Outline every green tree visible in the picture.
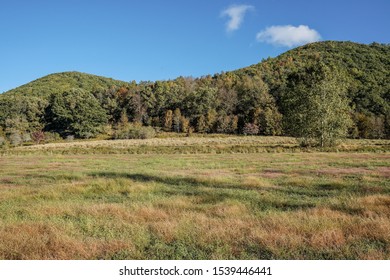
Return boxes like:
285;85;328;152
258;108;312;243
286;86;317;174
283;63;352;147
184;85;217;120
46;89;108;138
196;115;207;133
205;109;217;133
236;75;269;125
258;106;282;136
118;109;130;129
173;108;182;133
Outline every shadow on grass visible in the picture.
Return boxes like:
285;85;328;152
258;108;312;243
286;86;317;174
89;171;317;211
22;173;84;182
90;171;238;204
90;171;252;191
273;186;340;199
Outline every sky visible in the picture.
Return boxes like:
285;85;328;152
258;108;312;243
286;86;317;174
1;0;389;93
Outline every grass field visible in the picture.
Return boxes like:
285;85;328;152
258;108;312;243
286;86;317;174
0;136;389;259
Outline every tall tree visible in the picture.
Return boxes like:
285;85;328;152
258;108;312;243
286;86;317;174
283;62;352;147
46;89;108;138
163;110;173;132
173;108;182;133
236;75;270;128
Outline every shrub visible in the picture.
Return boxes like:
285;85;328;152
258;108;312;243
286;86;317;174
243;123;259;135
0;136;7;148
31;131;45;144
9;132;23;146
22;133;32;143
44;132;62;142
186;126;194;137
114;125;156;139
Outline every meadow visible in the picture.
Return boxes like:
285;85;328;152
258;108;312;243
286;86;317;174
0;136;389;259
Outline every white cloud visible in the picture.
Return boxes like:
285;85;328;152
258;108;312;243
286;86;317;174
256;25;321;47
221;4;254;32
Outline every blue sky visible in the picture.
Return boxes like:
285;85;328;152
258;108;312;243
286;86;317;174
1;0;389;93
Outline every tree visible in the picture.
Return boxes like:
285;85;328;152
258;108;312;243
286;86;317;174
173;108;182;133
180;116;190;133
196;115;207;133
231;115;239;134
163;110;173;131
184;85;217;121
118;109;130;129
46;89;108;138
216;113;231;133
259;107;282;136
205;109;217;133
283;63;352;147
236;75;269;126
0;94;46;134
129;92;145;124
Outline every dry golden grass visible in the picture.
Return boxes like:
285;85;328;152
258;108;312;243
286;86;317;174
5;135;388;155
13;135;297;150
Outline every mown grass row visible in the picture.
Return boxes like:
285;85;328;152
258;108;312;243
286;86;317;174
2;136;390;155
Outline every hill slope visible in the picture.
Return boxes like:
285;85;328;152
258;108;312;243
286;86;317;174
3;71;129;97
236;41;390;115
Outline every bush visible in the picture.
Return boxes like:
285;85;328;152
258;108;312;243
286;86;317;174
44;132;62;142
31;131;45;144
22;133;32;143
0;136;7;148
114;125;156;139
243;123;259;135
9;132;23;146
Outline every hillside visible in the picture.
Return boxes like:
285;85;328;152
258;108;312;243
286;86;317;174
0;41;389;146
3;71;129;97
236;41;390;115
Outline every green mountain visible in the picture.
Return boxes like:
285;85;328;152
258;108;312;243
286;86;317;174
236;41;390;116
3;71;129;97
1;41;389;145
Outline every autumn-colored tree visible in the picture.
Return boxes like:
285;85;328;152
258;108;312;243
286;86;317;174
31;130;45;144
206;109;217;133
163;110;173;132
196;115;207;133
180;116;190;133
243;123;259;135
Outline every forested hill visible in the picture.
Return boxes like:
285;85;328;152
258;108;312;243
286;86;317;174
236;41;390;116
3;71;129;97
1;41;389;145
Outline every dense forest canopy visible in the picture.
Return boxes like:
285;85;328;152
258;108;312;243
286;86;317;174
0;41;389;147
